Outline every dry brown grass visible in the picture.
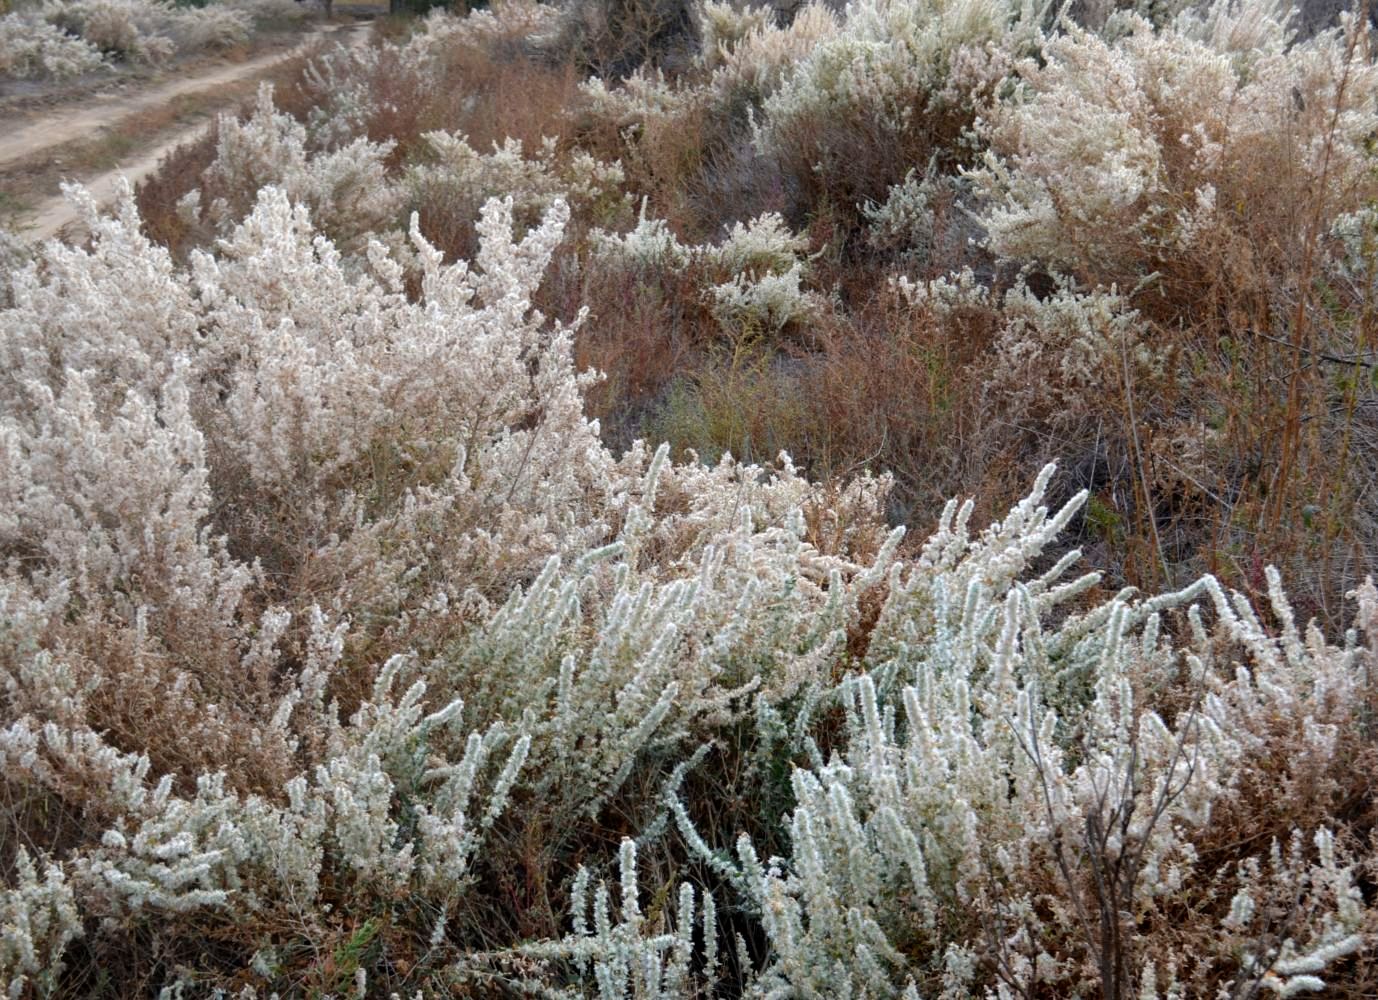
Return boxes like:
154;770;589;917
133;127;218;256
767;97;978;244
402;63;585;262
556;0;700;79
566;254;715;447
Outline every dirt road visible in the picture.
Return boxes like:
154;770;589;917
3;20;369;243
26;129;204;242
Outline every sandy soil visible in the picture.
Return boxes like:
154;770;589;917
2;20;369;244
26;131;203;243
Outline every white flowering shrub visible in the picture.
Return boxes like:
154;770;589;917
173;190;623;613
434;0;565;54
40;0;255;64
295;6;549;153
863;160;948;260
181;84;403;248
594;208;808;272
953;0;1378;607
574;1;838;138
891;265;993;315
697;0;773;69
592;207;821;336
578;64;708;132
573;0;1019;240
0;186;552;982
1;0;304;80
704;2;838;109
742;0;1047;231
709;260;818;333
706;213;821;331
160;2;252;53
0;14;106;78
589;202;696;270
298;37;384;150
984;281;1157;421
755;0;1042;146
968;0;1378;289
509;838;722;997
6;183;1373;994
0;850;81;998
674;468;1377;997
0;184;907;990
42;0;169;63
407;131;632;241
711;210;808;273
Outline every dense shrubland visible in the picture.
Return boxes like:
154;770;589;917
0;0;313;82
3;0;1378;993
134;0;1378;618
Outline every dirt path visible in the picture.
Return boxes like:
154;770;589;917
8;20;369;243
27;130;203;242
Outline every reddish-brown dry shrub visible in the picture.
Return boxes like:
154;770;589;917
570;255;715;446
133;42;334;255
